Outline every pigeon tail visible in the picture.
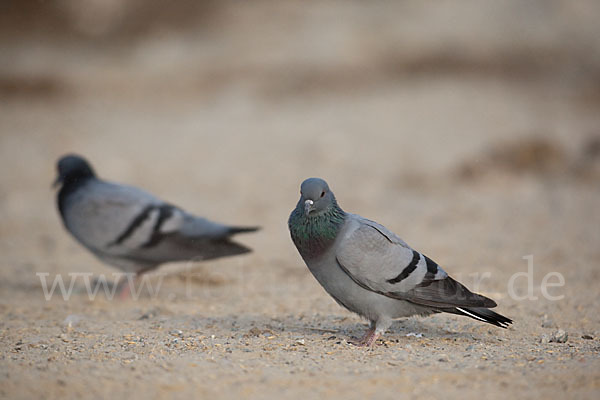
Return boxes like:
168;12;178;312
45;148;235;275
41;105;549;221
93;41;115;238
227;226;261;235
451;307;513;328
202;238;253;259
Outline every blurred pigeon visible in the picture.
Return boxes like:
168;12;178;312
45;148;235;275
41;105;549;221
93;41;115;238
54;154;258;280
288;178;511;346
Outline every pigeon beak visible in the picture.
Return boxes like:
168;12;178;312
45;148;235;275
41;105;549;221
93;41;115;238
52;176;62;189
304;199;314;215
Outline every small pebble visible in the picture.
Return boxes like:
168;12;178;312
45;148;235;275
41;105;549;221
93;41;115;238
63;314;84;328
550;330;568;343
139;310;158;320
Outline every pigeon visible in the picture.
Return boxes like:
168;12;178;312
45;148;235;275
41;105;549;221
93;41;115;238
288;178;511;346
54;154;259;281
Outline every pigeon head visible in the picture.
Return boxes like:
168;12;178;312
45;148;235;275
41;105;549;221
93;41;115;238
289;178;346;258
299;178;336;217
54;154;96;188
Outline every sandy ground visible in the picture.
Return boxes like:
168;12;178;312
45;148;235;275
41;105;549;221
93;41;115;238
1;1;600;399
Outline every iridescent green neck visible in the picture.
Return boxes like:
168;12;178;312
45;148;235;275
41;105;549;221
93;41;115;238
288;200;346;259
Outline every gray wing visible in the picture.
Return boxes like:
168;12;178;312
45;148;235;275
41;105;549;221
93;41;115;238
62;180;255;270
336;216;496;309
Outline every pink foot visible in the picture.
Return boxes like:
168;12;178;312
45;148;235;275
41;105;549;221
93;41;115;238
350;326;380;347
116;274;139;300
116;273;143;300
118;280;132;300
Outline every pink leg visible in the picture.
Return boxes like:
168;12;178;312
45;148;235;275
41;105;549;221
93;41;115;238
351;324;380;347
118;280;132;300
117;274;139;300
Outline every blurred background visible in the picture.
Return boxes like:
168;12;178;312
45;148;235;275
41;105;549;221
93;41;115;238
1;1;599;399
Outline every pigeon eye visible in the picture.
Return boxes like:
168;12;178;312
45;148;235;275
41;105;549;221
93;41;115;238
320;191;325;198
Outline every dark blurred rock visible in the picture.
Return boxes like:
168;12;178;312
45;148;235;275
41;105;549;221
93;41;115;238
457;137;568;181
0;75;66;98
0;0;217;40
571;136;600;180
583;137;600;159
